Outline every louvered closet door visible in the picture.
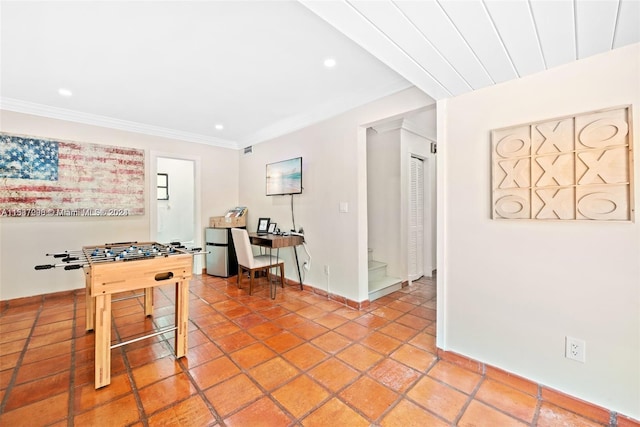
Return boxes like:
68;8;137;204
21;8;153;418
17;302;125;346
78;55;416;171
409;156;424;281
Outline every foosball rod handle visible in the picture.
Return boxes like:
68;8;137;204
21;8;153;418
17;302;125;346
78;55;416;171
35;262;86;270
45;253;83;262
47;250;85;257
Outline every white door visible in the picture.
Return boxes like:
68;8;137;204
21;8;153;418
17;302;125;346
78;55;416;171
408;156;424;281
156;157;195;245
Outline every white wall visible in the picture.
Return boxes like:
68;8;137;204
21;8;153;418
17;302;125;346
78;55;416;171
0;110;239;301
439;43;640;418
367;126;402;277
239;87;434;303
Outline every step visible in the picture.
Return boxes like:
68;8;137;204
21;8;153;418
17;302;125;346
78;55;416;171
368;260;387;281
368;275;403;301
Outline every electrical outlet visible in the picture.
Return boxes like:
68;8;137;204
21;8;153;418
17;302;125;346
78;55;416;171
565;336;586;363
303;261;310;271
324;265;330;275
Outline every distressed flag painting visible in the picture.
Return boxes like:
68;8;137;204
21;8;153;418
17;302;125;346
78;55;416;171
0;136;59;180
0;133;145;216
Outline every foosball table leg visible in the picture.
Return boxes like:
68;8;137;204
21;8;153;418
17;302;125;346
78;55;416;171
94;294;112;388
144;287;154;317
175;280;189;358
84;267;95;331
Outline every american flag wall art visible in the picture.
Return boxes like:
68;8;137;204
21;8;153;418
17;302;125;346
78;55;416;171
0;133;145;217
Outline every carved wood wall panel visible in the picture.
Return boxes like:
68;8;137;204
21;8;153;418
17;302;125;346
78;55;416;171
491;106;634;221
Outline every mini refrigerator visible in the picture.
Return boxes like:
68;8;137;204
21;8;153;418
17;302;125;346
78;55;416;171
205;228;238;277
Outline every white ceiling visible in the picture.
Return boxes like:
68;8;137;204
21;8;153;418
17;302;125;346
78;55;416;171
1;1;638;149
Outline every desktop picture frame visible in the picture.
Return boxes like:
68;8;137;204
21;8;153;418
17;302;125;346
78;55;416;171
257;217;270;234
268;222;277;234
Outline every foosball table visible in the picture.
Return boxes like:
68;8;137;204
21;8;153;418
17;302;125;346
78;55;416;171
36;241;202;388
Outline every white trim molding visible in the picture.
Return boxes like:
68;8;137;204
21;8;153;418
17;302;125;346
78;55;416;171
0;97;238;150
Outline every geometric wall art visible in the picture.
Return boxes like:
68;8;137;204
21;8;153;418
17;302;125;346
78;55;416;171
0;132;145;217
492;106;634;221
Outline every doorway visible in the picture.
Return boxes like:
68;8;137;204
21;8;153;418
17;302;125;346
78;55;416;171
360;104;440;344
150;152;202;273
156;157;195;244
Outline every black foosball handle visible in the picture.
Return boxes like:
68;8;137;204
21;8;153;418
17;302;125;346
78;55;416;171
63;257;79;262
64;264;83;270
35;264;54;270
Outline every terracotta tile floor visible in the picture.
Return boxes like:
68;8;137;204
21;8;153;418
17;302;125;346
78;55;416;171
0;275;630;426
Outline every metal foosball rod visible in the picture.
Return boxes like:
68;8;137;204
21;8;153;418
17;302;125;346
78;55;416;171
36;250;130;270
46;242;137;254
46;250;118;263
47;249;119;258
35;253;158;270
34;257;115;270
46;250;86;258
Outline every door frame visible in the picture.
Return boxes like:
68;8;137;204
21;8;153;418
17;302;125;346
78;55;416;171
149;151;202;272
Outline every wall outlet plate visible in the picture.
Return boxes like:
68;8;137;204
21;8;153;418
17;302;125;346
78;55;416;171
565;336;586;363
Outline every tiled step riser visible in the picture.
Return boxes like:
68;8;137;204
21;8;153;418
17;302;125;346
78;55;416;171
368;260;388;281
368;265;387;281
368;272;403;301
368;281;403;301
368;259;402;301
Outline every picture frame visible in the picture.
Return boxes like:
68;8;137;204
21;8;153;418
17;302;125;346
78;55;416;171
268;222;277;234
257;217;270;234
266;157;303;196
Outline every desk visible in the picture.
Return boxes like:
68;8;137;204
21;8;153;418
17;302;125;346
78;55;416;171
249;233;304;290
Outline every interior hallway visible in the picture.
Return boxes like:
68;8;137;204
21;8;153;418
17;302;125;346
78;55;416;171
0;275;629;426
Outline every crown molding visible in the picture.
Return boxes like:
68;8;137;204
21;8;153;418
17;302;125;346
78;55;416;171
402;118;436;141
238;80;413;148
1;80;415;151
371;118;405;134
0;98;239;149
371;117;435;141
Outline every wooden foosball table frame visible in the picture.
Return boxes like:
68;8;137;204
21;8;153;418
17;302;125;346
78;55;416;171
82;243;193;388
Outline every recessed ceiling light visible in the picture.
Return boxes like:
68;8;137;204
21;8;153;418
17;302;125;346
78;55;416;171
215;124;224;130
323;58;336;68
58;88;73;97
